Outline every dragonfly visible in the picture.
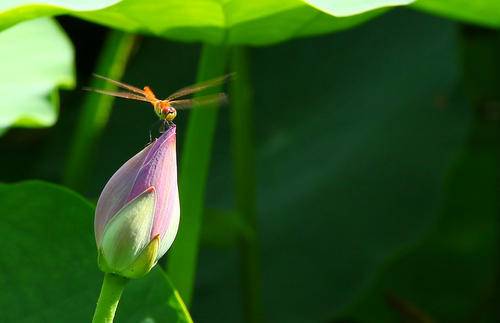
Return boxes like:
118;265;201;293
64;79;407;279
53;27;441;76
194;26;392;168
84;73;231;126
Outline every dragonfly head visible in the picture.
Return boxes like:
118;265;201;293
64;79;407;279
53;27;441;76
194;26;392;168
164;106;177;122
155;101;177;122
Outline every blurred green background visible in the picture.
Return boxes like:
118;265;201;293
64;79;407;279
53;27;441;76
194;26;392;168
1;2;500;323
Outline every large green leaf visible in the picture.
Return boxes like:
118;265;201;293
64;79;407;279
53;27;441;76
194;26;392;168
0;0;410;45
0;181;192;323
74;0;388;45
412;0;500;28
0;18;74;135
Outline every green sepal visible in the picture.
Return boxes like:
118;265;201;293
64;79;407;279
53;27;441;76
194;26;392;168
121;235;160;279
100;188;156;273
97;247;112;273
98;236;159;279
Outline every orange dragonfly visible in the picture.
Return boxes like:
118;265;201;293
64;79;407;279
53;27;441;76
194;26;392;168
85;74;231;124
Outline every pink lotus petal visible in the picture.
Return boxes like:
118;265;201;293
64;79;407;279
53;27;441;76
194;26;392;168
95;143;153;245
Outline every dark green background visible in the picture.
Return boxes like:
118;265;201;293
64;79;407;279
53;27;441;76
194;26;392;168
2;8;499;323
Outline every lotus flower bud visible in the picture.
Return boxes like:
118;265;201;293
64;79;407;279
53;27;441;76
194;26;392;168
94;125;180;279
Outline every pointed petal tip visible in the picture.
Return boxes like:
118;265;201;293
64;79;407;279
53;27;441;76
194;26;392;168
165;124;176;137
152;124;176;149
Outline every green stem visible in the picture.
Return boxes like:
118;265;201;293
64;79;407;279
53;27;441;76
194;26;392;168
166;44;228;305
63;31;136;192
92;274;128;323
230;47;262;323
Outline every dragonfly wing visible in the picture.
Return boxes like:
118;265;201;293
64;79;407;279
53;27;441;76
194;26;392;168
166;73;233;100
83;88;150;102
93;74;146;95
169;93;228;110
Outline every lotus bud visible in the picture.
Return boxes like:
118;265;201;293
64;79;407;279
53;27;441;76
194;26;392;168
94;125;180;279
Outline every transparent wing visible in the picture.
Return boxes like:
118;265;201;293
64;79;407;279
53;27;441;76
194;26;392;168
93;74;146;95
83;88;150;102
167;73;233;100
169;93;228;110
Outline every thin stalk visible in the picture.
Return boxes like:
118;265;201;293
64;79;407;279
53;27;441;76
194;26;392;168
166;44;228;305
63;31;136;191
92;274;128;323
230;47;262;323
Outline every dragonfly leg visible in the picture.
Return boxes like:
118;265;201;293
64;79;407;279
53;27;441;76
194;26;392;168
158;120;175;134
159;121;166;134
